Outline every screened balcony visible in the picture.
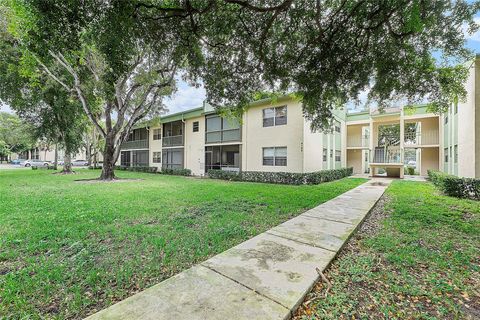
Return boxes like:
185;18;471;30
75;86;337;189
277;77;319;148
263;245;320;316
205;115;241;144
205;145;240;172
121;128;149;150
163;121;184;147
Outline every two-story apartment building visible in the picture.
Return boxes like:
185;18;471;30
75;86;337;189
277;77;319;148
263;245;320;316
119;56;480;179
119;96;345;176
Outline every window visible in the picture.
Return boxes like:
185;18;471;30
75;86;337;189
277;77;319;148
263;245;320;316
193;121;199;132
330;149;333;158
454;145;458;163
263;147;287;166
444;148;448;162
335;150;341;162
153;129;161;140
153;152;161;163
444;115;448;124
262;106;287;127
323;148;327;162
334;120;341;133
205;115;241;143
454;103;458;114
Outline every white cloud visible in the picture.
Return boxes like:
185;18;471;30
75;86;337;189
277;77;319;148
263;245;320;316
0;102;14;114
464;17;480;42
163;79;206;115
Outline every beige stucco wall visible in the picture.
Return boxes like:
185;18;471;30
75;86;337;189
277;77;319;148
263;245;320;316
242;99;304;172
347;149;362;174
184;116;205;176
420;147;439;176
303;120;324;172
149;125;163;169
457;60;478;178
476;60;480;178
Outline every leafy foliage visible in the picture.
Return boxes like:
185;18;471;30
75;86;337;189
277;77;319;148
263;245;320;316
115;165;159;173
159;168;192;176
208;167;353;185
137;0;479;129
428;170;480;200
0;111;35;154
2;1;179;179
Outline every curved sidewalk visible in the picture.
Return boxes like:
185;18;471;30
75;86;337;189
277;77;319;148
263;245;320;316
86;179;391;320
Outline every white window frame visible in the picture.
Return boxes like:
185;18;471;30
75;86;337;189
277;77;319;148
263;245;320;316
152;152;161;163
262;147;287;166
153;128;162;140
335;150;341;162
262;106;287;127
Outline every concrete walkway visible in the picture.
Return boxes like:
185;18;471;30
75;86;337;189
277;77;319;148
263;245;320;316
86;179;391;320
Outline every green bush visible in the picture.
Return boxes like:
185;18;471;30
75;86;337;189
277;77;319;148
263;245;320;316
207;167;353;185
405;166;415;175
427;170;480;200
160;168;192;176
114;166;158;173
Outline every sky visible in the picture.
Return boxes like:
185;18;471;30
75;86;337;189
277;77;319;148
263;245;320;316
2;17;480;116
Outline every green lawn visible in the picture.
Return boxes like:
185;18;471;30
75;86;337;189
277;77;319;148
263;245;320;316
0;169;366;319
296;180;480;319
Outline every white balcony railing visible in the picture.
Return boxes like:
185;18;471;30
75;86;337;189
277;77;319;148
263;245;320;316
120;139;148;150
162;135;184;147
404;130;439;146
372;148;402;163
347;135;370;148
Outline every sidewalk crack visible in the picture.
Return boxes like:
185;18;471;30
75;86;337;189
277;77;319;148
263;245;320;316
265;231;338;253
200;264;292;315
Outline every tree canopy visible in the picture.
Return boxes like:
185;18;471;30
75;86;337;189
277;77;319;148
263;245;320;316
0;111;35;155
135;0;480;128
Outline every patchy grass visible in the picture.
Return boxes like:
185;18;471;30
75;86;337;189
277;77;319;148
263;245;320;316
0;169;365;319
295;180;480;320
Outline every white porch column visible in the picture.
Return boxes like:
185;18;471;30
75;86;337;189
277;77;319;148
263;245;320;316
369;118;374;176
400;110;405;164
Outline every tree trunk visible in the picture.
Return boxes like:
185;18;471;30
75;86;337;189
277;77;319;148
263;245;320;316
100;141;116;180
93;150;98;169
62;153;73;174
86;145;92;166
54;144;58;170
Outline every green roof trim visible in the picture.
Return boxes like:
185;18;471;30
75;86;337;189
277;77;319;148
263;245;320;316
346;111;370;122
161;107;204;123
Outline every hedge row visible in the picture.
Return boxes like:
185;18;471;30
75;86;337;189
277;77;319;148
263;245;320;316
428;170;480;200
115;165;158;173
114;165;191;176
159;168;192;176
207;167;353;185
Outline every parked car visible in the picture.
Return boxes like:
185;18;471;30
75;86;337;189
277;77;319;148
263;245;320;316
407;160;417;168
11;159;25;165
20;159;50;167
72;160;89;166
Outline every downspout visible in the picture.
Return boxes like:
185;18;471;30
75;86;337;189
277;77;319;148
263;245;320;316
182;113;186;169
146;126;150;167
